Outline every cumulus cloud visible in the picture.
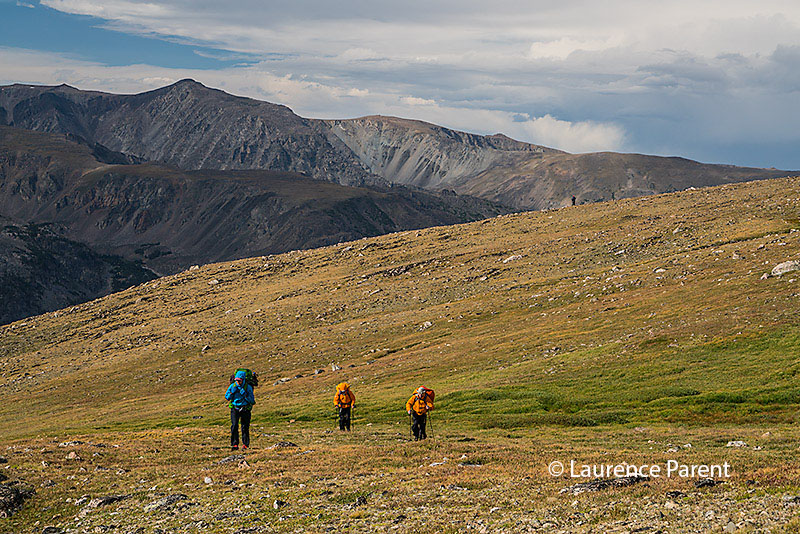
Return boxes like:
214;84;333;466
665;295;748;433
0;48;626;153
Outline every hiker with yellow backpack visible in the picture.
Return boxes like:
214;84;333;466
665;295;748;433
406;386;434;440
334;382;356;431
226;369;257;450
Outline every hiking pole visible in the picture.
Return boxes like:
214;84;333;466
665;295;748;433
350;405;354;431
428;411;434;441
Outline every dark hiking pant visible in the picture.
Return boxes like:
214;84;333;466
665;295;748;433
411;412;427;440
338;407;351;431
231;407;251;448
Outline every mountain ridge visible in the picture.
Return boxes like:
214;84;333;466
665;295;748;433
0;125;508;322
1;79;792;210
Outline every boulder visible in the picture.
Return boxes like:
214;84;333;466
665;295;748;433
771;260;800;277
560;475;649;495
0;481;35;518
217;454;245;465
144;493;187;512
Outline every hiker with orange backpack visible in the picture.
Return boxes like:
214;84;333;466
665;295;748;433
225;370;256;450
334;382;356;431
406;386;434;440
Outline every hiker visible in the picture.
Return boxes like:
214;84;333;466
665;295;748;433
406;386;434;440
571;195;577;206
225;370;255;450
334;382;355;431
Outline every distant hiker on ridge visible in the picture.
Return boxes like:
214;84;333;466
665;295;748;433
334;382;356;431
406;386;434;440
226;370;255;450
571;195;577;206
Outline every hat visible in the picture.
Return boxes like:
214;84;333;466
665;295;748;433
235;370;246;381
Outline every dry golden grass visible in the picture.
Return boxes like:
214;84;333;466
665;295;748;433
2;176;800;531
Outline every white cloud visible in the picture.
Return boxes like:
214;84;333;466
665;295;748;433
6;1;800;166
0;48;625;154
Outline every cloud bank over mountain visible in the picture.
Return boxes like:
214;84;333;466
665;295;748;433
2;1;799;166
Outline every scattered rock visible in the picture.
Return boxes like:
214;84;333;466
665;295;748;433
782;495;800;505
189;265;199;271
201;345;210;352
695;478;724;488
724;521;737;532
501;254;522;264
273;499;287;509
560;475;649;495
726;440;748;448
42;527;65;534
75;495;90;506
217;454;245;465
204;477;213;485
331;364;341;371
0;481;35;518
419;321;433;330
144;494;187;512
771;260;800;277
666;491;686;498
58;441;83;448
269;441;299;449
208;279;219;285
314;369;325;375
78;494;129;517
65;451;81;461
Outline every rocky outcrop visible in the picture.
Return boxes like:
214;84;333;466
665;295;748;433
0;480;35;517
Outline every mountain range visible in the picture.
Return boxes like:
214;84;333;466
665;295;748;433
1;80;790;210
0;79;793;322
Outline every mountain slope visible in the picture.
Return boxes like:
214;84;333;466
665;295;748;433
1;81;791;210
329;115;792;209
0;217;156;325
1;175;799;440
0;126;508;276
0;80;376;186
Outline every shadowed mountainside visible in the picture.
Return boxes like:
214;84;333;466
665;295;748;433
1;80;792;210
0;126;508;275
0;217;156;325
0;126;507;322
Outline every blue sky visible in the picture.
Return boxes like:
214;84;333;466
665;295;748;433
1;0;799;169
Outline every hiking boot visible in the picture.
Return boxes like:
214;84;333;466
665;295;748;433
242;445;248;450
231;445;238;451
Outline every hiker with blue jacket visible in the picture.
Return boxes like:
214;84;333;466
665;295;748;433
225;370;255;450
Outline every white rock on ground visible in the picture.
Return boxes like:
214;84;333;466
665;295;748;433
771;260;800;277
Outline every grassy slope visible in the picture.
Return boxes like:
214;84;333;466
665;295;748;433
2;177;800;438
3;176;800;532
